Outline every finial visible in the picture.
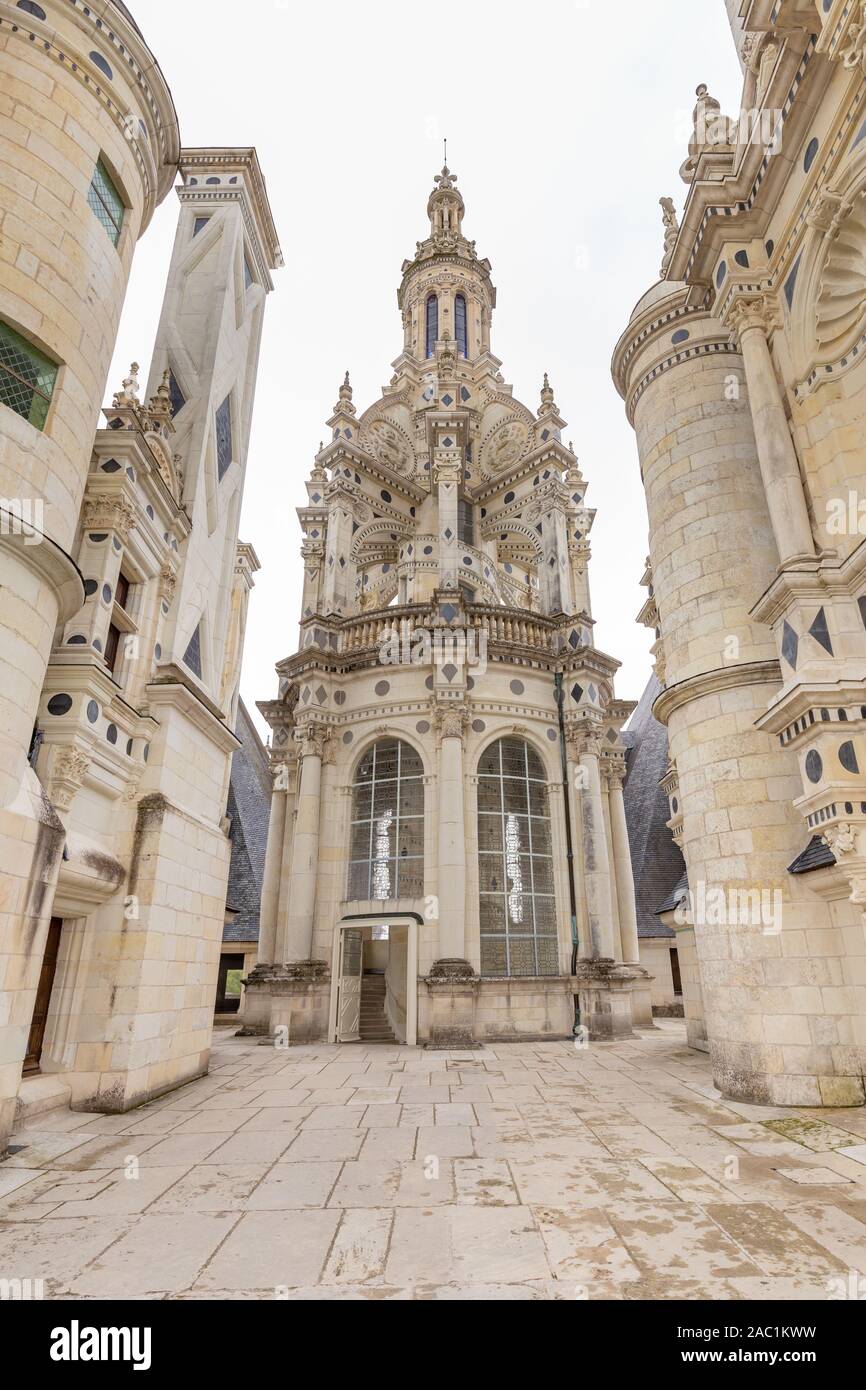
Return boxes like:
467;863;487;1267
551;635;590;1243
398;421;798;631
112;362;141;409
539;372;556;412
333;370;356;418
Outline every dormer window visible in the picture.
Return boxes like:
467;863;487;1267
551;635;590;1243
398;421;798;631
455;294;468;357
425;294;438;359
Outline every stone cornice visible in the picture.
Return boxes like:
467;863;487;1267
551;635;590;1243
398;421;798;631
653;660;783;726
0;0;180;232
0;518;84;624
179;147;282;274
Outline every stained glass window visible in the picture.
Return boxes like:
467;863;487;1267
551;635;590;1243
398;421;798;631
425;294;438;359
348;740;424;902
87;159;124;246
0;321;58;430
455;293;468;357
477;738;559;977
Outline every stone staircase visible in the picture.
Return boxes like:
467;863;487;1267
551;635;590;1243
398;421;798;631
359;973;397;1044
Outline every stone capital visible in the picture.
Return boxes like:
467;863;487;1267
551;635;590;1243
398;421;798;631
81;494;138;542
435;706;469;742
295;721;330;760
724;292;779;343
48;746;91;811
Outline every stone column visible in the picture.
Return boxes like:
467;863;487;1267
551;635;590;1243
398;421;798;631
426;707;478;1046
258;771;289;966
434;458;461;592
570;725;615;961
608;772;640;965
284;723;326;962
435;708;468;962
728;297;815;567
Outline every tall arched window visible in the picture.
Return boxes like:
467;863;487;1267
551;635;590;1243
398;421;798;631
477;737;558;977
455;293;468;357
425;294;438;358
348;739;424;901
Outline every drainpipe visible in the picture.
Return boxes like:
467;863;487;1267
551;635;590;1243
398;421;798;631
555;673;581;1033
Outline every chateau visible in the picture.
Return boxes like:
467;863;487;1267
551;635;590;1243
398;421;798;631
1;0;865;1178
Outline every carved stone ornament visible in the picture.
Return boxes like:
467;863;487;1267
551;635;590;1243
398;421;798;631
823;822;858;858
840;4;866;73
435;707;468;742
366;418;414;474
48;747;91;811
815;190;866;356
81;495;137;542
482;419;529;475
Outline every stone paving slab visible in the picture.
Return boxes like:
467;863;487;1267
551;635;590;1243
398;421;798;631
1;1024;865;1300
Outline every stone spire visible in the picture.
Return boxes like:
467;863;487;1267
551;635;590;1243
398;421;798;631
428;164;465;241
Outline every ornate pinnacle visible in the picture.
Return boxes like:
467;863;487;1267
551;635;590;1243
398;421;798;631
660;196;680;277
333;370;356;418
113;362;141;409
539;372;557;416
147;368;173;423
433;165;458;192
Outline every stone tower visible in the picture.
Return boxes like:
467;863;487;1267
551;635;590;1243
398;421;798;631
252;167;646;1048
30;149;282;1116
0;0;178;1149
612;1;866;1107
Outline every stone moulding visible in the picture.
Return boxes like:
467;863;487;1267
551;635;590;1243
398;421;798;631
652;659;784;726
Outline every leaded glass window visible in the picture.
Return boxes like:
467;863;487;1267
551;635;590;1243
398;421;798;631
348;739;424;902
477;737;559;977
0;321;58;430
87;159;124;246
167;368;186;418
455;293;468;357
425;294;438;359
216;395;233;480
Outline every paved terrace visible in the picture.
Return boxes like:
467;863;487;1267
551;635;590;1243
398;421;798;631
1;1023;866;1300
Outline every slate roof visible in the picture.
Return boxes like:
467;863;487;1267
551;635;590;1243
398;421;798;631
623;675;687;940
223;699;271;943
788;835;836;875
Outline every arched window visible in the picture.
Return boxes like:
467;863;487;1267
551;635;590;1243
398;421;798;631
477;737;558;977
455;294;468;357
425;294;438;358
348;739;424;901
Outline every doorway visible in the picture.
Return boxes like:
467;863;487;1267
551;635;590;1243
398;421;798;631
329;916;419;1046
216;953;245;1014
24;916;63;1075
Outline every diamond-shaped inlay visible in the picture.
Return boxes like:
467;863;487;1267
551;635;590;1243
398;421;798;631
444;528;453;541
781;621;799;670
442;394;454;406
316;686;327;704
339;557;346;568
606;728;618;742
460;387;470;402
588;684;598;703
809;608;833;655
441;603;458;623
571;684;584;704
301;687;311;704
443;437;454;447
569;630;579;649
541;429;550;441
442;664;458;683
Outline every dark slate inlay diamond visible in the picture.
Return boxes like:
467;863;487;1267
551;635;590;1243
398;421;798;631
442;394;454;406
568;630;579;649
809;608;833;655
442;664;458;683
781;621;799;669
571;684;584;704
316;686;327;704
441;604;458;624
461;387;470;402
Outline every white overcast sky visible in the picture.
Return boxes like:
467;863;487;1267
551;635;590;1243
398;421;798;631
110;1;744;739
